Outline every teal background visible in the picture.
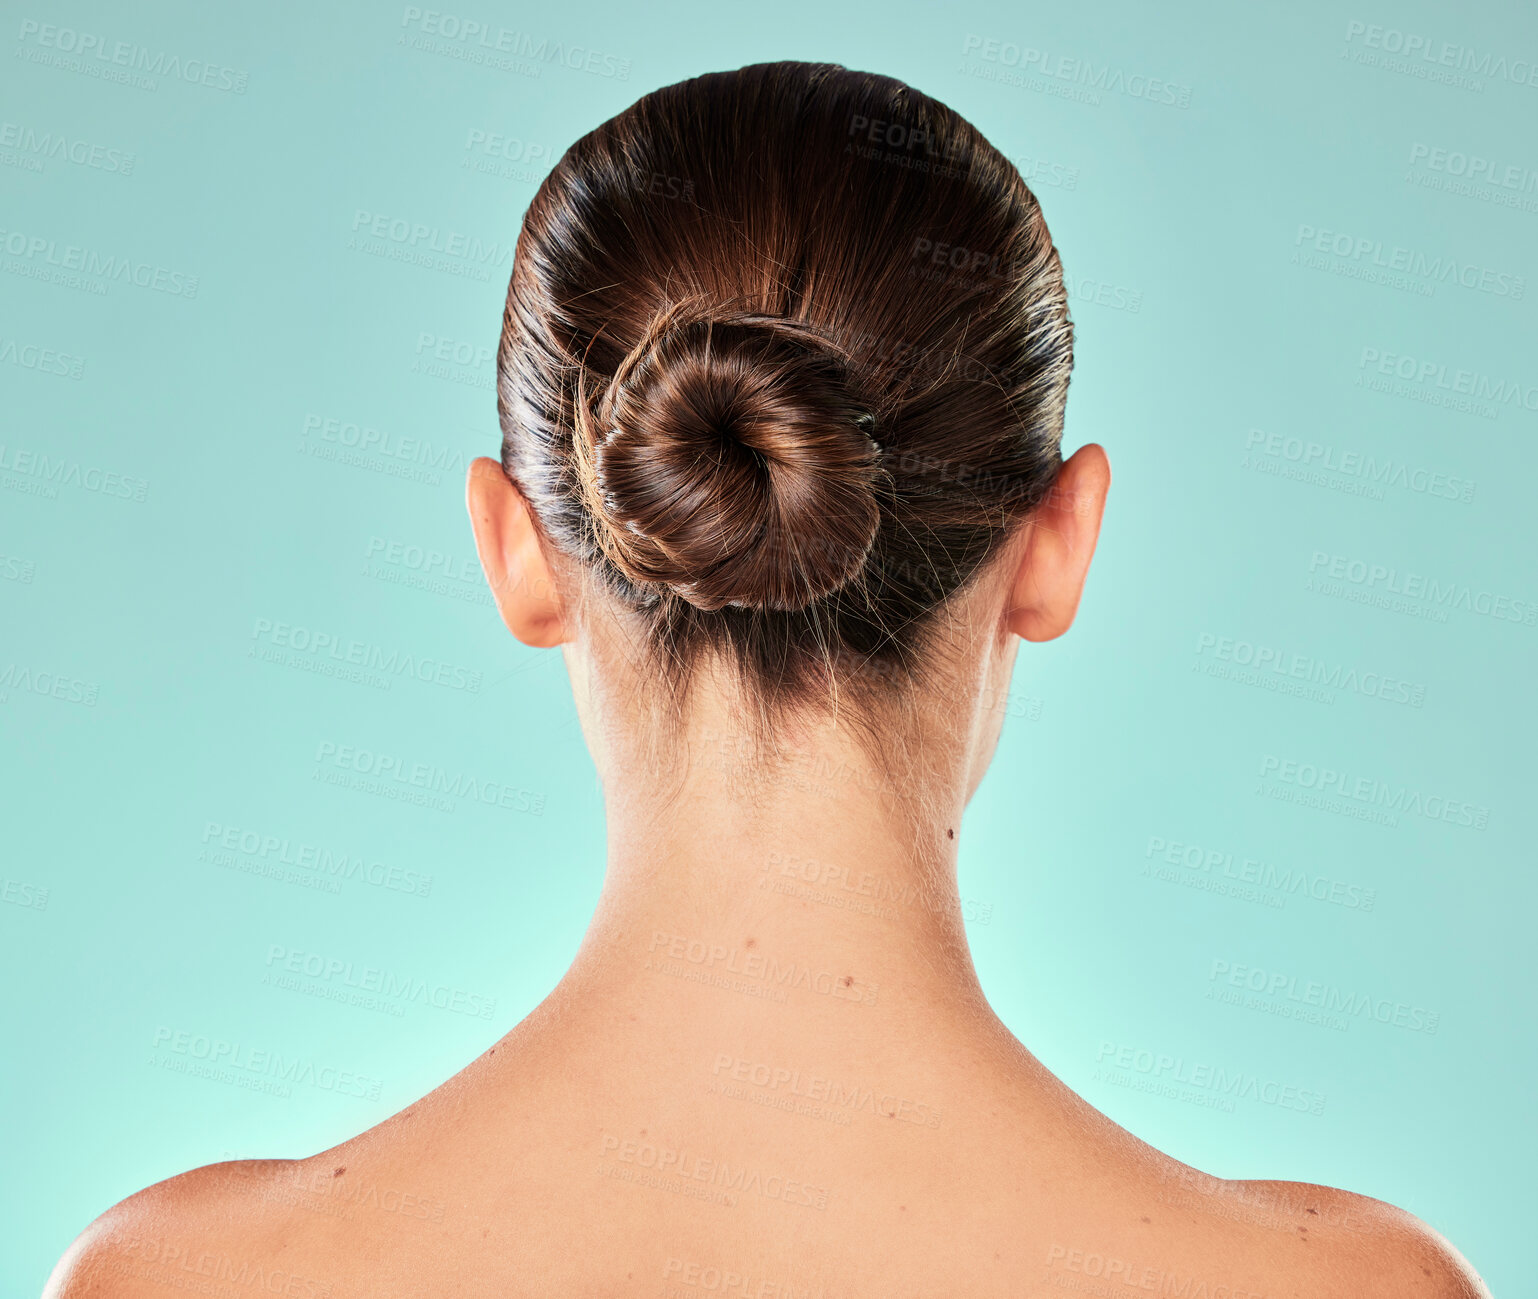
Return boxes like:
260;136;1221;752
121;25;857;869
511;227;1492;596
3;0;1534;1293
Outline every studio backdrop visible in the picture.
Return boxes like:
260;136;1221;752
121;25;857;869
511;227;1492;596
2;0;1533;1295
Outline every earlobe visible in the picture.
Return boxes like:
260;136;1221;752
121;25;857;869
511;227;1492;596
466;456;570;648
1003;443;1110;643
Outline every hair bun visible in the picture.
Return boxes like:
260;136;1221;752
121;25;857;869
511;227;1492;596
584;305;883;612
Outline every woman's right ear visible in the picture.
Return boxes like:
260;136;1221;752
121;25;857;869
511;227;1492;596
466;457;570;648
1002;443;1110;644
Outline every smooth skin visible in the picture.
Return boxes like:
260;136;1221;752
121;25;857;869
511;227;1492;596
46;444;1489;1297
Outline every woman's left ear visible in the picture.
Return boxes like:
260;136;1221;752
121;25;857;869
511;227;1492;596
466;457;571;648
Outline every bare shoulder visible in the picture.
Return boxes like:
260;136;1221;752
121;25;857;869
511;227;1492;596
1222;1176;1491;1299
40;1044;508;1298
1034;1079;1491;1299
42;1158;320;1299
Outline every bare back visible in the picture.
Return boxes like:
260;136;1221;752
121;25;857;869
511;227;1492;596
46;1008;1485;1299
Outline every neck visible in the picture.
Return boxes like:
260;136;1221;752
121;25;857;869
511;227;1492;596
547;679;1010;1067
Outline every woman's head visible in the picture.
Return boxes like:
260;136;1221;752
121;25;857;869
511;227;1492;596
473;60;1104;786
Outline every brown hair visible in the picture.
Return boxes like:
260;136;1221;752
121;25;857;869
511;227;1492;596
496;61;1073;738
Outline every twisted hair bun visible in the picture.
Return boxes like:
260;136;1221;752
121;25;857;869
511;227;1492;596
578;303;884;612
500;63;1076;718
